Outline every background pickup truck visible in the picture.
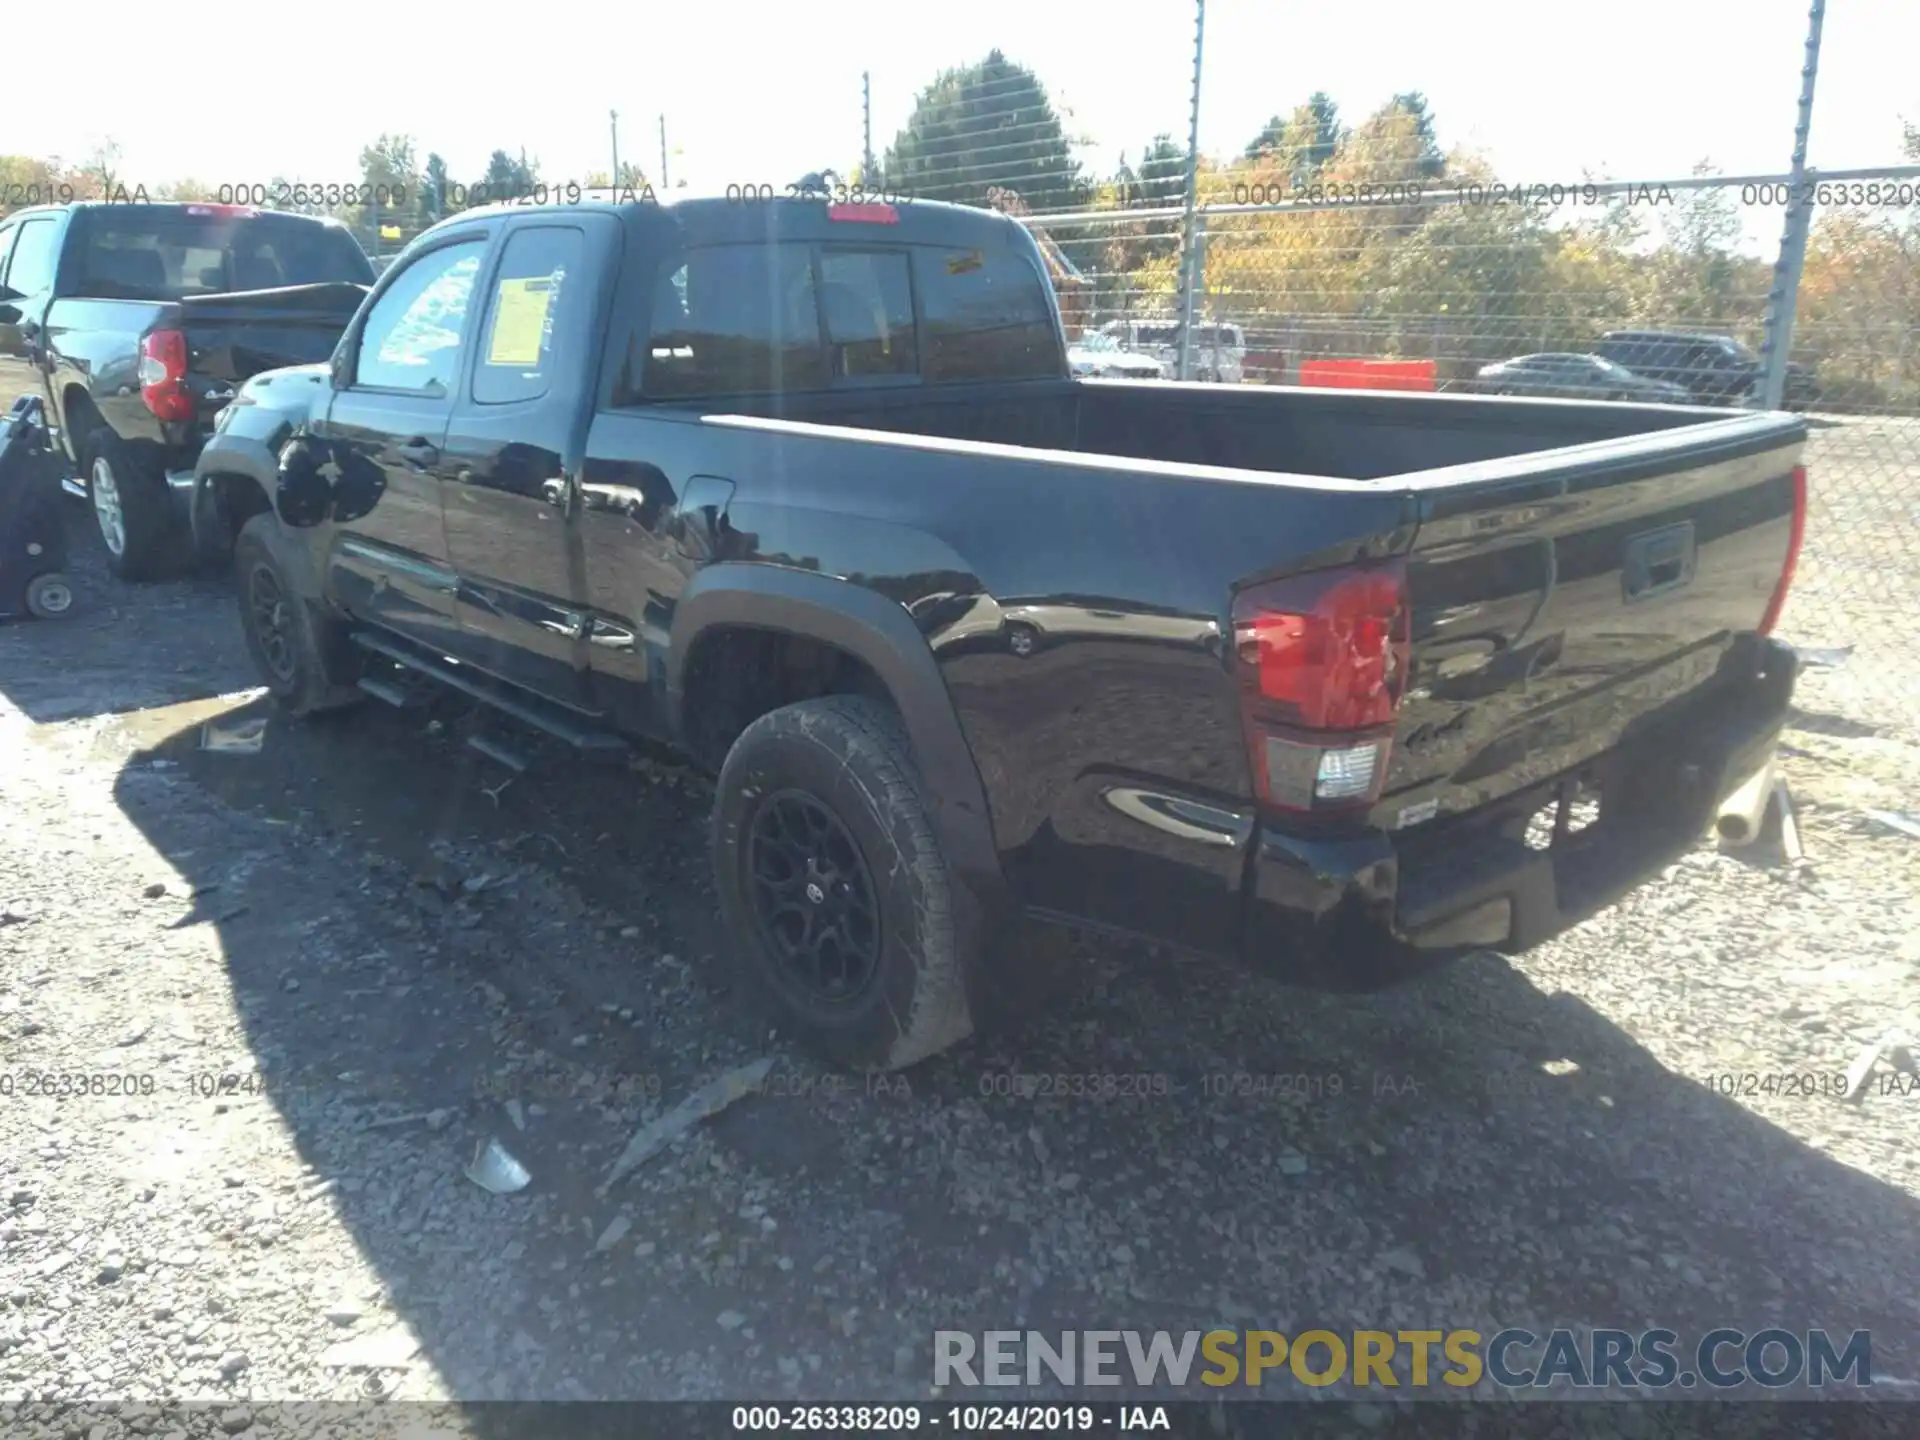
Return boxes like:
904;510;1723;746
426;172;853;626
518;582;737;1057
0;202;373;579
202;193;1807;1072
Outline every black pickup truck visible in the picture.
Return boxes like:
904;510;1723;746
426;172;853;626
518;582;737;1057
199;194;1807;1071
0;202;373;578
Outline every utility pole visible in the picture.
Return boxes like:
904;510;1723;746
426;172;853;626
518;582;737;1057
659;115;670;190
610;110;620;192
1175;0;1206;382
862;72;874;181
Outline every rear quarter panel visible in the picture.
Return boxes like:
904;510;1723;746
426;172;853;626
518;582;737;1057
677;413;1413;954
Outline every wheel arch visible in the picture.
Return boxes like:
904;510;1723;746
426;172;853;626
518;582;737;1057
668;564;1006;908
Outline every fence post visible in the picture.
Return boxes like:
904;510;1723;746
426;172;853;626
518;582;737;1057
1175;0;1206;382
1758;0;1826;412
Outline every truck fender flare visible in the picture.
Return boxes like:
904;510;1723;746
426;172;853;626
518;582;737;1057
194;433;281;516
666;563;1007;906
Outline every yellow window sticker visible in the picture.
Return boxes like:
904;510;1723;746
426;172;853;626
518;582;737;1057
487;275;554;368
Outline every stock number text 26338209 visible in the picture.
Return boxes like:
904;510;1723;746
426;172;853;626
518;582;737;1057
725;182;913;205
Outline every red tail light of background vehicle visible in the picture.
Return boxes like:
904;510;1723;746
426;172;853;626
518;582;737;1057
1757;464;1807;637
1232;558;1412;816
139;329;193;422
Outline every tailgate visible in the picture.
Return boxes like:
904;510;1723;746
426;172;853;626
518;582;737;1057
1376;409;1806;832
172;282;368;420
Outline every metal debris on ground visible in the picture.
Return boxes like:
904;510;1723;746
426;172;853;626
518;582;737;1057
1774;778;1803;863
1841;1029;1910;1103
199;715;268;754
599;1056;776;1195
1862;809;1920;841
464;1137;533;1194
1790;645;1853;670
362;1108;451;1132
593;1214;632;1254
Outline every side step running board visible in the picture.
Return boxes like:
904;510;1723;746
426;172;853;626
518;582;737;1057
348;630;628;756
355;675;420;709
466;734;530;773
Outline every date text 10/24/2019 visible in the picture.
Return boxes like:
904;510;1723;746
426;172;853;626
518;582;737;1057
730;1405;1170;1432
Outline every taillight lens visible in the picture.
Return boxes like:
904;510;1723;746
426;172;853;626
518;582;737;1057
1232;559;1411;816
139;329;193;422
1758;464;1807;637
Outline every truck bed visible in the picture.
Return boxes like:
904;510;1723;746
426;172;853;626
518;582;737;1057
658;378;1803;954
698;375;1715;476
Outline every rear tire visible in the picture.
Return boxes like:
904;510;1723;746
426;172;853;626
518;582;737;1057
81;427;176;582
233;513;362;717
711;695;975;1073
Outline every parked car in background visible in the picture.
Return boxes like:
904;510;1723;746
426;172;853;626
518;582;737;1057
0;202;374;579
1477;353;1694;403
1100;319;1245;383
1067;331;1165;380
210;192;1805;1073
1594;330;1821;411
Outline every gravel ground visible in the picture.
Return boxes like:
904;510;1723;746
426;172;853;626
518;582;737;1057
3;487;1919;1427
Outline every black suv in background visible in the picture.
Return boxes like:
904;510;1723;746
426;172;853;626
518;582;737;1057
1595;330;1820;411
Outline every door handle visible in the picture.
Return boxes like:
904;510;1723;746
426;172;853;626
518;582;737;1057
396;438;439;470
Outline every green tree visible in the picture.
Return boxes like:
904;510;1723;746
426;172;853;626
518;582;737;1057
1135;134;1187;207
0;155;68;215
422;153;453;221
1245;91;1342;174
881;50;1083;212
1386;93;1445;179
358;134;419;196
1649;159;1754;327
80;140;125;201
481;148;541;197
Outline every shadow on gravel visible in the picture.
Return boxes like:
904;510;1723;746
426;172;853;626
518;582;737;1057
102;688;1920;1404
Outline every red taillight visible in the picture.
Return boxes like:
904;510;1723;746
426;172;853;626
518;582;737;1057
1758;464;1807;637
139;329;194;422
826;202;899;224
1232;559;1411;815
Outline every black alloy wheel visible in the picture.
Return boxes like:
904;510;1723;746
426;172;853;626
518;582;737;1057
247;561;298;684
746;789;883;1005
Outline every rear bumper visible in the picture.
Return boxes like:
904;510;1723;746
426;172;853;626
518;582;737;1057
1242;634;1796;988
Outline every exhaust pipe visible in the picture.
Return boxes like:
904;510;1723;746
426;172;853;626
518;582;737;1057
1715;757;1778;846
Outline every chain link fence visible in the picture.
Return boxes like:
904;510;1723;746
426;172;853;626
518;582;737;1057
857;42;1920;732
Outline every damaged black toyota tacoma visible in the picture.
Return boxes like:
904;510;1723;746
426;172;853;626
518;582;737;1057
197;193;1808;1070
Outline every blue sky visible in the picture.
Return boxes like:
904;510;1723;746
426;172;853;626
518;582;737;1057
13;0;1913;203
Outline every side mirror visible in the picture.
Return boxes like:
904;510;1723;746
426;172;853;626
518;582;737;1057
328;334;356;390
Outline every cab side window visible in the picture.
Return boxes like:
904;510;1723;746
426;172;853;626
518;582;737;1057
352;239;486;394
3;220;62;297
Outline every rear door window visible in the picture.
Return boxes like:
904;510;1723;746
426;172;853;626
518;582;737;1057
818;249;916;379
915;246;1061;382
642;241;826;397
473;225;584;405
633;236;1059;398
74;209;373;299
